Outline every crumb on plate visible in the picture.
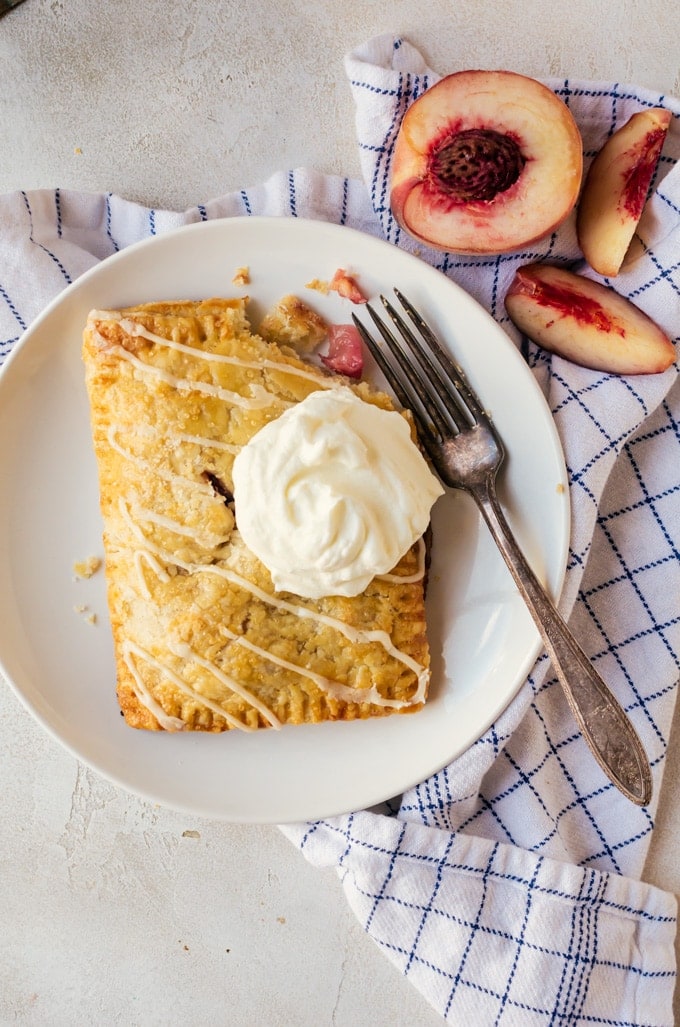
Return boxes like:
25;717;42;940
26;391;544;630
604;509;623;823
73;603;98;625
259;294;328;353
305;277;329;294
232;266;250;286
73;555;101;579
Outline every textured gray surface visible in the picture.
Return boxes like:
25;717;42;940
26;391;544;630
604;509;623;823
2;0;679;210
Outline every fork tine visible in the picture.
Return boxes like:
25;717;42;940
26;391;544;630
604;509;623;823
380;294;475;431
393;288;490;426
352;312;448;471
351;312;411;411
354;305;453;440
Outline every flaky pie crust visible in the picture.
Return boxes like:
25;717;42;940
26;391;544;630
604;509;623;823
82;298;432;733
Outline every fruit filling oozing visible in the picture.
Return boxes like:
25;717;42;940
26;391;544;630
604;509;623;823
428;128;526;204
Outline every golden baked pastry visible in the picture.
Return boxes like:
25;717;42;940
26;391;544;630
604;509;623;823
259;293;328;352
82;297;432;732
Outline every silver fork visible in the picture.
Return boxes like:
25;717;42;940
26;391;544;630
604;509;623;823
353;289;652;807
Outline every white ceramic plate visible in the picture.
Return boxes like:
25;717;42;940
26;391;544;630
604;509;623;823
0;217;569;823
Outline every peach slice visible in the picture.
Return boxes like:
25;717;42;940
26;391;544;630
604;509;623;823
505;263;675;374
577;108;671;277
390;70;583;254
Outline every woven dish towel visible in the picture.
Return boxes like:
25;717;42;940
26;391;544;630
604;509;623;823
1;32;679;1027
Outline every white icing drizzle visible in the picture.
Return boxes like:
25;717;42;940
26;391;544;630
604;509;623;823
108;343;279;410
115;316;338;388
130;500;230;551
174;432;240;454
89;308;124;322
133;550;171;599
107;425;217;496
125;551;285;728
123;639;266;732
118;501;428;702
122;640;186;732
90;311;337;408
220;627;417;709
169;641;281;729
377;537;426;584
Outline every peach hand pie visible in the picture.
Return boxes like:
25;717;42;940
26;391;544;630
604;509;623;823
82;297;442;733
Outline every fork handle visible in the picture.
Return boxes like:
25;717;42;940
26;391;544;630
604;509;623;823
472;478;652;806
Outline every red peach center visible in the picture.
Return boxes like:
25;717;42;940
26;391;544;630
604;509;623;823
622;129;666;219
524;277;625;337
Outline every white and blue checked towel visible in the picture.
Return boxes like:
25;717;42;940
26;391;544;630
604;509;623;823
1;33;679;1026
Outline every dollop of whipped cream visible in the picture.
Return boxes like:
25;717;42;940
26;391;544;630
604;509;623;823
232;386;444;599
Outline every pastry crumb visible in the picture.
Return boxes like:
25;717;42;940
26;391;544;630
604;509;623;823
556;483;566;494
305;277;329;294
232;266;250;286
73;604;97;625
73;555;101;579
260;294;328;353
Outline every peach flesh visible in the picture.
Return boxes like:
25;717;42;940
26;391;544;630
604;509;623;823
390;70;583;255
577;108;671;277
505;264;675;375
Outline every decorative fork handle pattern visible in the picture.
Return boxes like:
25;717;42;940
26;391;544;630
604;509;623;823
472;476;653;806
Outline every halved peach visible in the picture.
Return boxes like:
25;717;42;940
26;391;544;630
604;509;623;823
390;70;583;254
577;108;671;277
505;263;675;374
